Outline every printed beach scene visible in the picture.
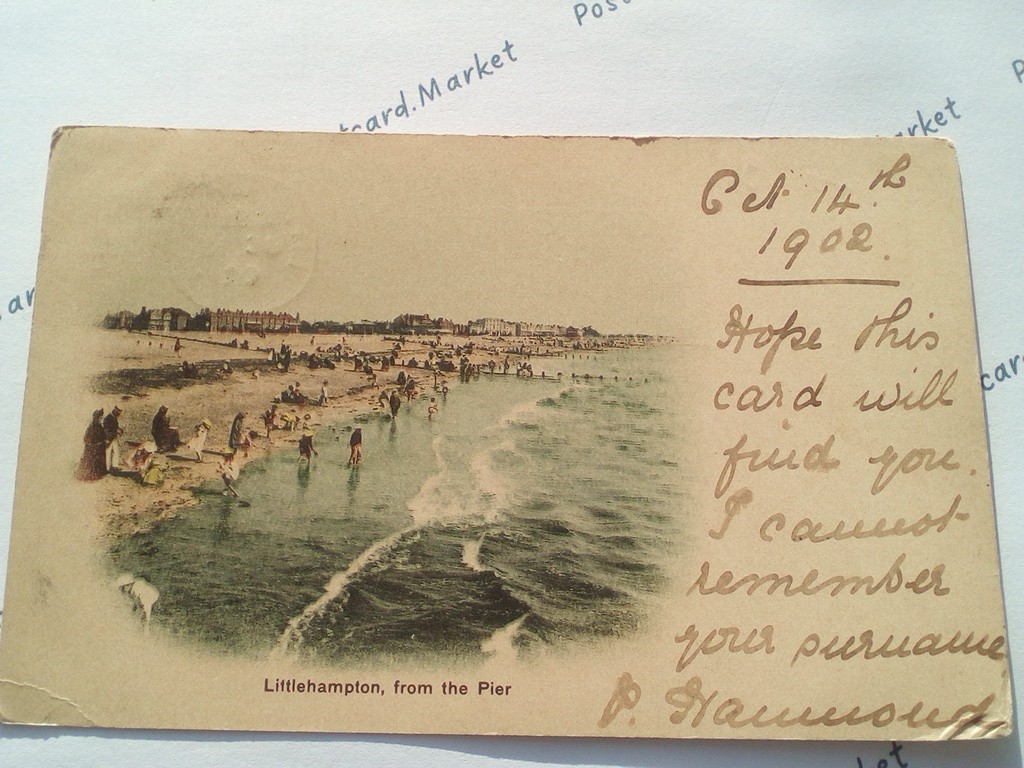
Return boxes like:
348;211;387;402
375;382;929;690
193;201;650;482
37;130;701;673
86;318;691;665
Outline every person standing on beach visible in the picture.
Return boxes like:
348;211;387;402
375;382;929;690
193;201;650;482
229;412;248;456
174;337;182;357
103;406;123;471
428;397;438;420
262;405;278;438
76;409;108;481
348;428;362;466
389;391;401;419
319;379;329;406
298;430;318;466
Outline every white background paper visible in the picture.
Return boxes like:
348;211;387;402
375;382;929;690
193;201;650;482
2;2;1022;765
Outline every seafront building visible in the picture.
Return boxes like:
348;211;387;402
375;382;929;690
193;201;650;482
208;308;301;334
105;305;601;341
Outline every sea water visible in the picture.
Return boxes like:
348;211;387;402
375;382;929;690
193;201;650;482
109;345;693;664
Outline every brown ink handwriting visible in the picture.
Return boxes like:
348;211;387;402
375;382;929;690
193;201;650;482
598;672;642;728
716;304;822;374
715;433;838;499
853;369;957;412
709;488;753;539
714;375;825;412
674;624;775;672
701;169;788;215
854;297;940;352
791;629;1006;666
869;153;912;191
688;554;949;598
664;675;996;733
867;445;959;495
759;495;967;543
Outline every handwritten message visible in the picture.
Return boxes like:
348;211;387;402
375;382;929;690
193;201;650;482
679;148;1003;734
597;141;1008;738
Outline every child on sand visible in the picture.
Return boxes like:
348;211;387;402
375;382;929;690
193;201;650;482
186;419;212;462
428;397;438;420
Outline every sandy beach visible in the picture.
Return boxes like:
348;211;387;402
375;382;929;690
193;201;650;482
83;328;614;539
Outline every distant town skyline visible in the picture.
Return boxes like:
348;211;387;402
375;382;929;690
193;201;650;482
104;305;644;339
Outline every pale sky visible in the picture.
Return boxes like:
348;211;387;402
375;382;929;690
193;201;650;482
48;129;692;337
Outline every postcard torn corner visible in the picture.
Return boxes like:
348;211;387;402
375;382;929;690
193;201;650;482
0;678;97;727
942;683;1013;740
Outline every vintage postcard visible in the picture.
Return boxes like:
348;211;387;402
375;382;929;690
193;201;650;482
0;129;1012;739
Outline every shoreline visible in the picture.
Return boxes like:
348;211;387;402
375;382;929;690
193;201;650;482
87;329;655;540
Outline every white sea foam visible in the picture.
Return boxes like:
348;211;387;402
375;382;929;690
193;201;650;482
405;436;450;526
498;398;542;428
461;534;486;572
496;386;571;428
408;431;515;527
481;613;528;661
273;525;414;658
469;441;514;523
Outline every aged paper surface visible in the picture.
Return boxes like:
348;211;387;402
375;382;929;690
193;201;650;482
0;128;1011;739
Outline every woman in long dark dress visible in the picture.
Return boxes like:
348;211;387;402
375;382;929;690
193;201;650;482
76;409;108;481
151;405;181;452
229;412;250;456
